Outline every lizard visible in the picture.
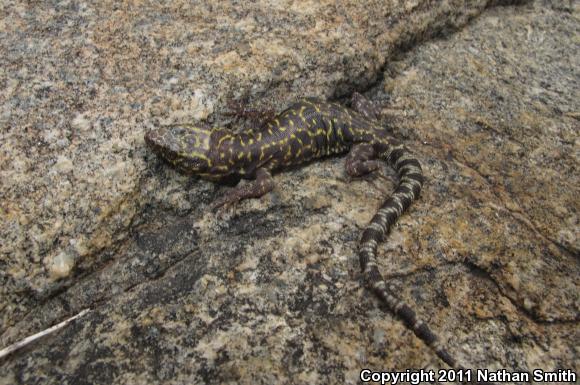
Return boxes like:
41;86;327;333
145;92;463;373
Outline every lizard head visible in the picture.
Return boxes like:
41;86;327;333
145;124;212;175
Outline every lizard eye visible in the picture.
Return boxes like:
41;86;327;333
170;126;185;136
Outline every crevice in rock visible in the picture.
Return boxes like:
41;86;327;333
447;151;578;259
333;0;533;100
463;260;580;325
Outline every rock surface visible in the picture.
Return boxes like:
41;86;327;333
1;0;578;384
1;0;523;334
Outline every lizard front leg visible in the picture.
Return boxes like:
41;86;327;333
211;167;275;210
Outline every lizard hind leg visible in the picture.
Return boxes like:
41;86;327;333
345;143;395;196
345;143;381;178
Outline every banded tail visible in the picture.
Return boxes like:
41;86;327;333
359;143;461;369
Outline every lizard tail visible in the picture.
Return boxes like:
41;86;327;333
359;143;459;369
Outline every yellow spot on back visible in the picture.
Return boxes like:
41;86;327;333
218;134;232;147
189;151;209;161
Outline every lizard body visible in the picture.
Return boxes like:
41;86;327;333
145;94;460;370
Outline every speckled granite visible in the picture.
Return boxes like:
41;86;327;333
2;0;578;384
0;0;524;334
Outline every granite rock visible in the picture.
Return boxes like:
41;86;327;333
2;0;578;384
0;0;525;334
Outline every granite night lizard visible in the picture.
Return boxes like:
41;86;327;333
145;93;465;373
